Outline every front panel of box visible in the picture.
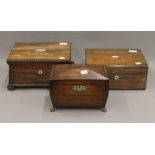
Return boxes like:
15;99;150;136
50;83;109;108
107;67;148;89
50;95;108;108
9;63;52;86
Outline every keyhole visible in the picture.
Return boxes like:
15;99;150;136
38;70;43;75
115;75;119;80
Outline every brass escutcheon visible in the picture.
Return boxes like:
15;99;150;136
73;85;87;92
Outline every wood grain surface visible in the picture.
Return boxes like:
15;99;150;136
85;49;148;89
85;49;148;67
7;42;71;61
49;64;109;109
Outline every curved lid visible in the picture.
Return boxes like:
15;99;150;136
50;64;108;81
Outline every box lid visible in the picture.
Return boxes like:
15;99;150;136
7;42;71;62
50;64;108;84
85;49;148;67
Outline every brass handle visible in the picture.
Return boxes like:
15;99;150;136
37;70;43;76
73;85;87;92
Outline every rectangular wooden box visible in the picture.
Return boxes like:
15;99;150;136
85;49;148;90
7;42;73;90
49;64;109;111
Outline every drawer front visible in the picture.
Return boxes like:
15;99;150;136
108;73;147;89
10;64;52;84
50;84;109;96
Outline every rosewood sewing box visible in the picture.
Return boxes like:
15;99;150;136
85;49;148;90
7;42;73;90
49;64;109;112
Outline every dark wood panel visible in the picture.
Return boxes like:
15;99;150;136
107;67;148;89
108;73;147;89
50;64;108;80
108;67;148;74
10;64;52;84
50;95;108;108
50;80;109;85
50;84;109;96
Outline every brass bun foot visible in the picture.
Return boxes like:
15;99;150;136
7;86;16;90
50;106;56;112
100;107;107;113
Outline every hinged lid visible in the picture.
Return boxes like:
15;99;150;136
50;64;109;84
7;42;71;63
86;49;148;67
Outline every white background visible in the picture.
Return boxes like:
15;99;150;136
0;0;155;31
0;0;155;155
